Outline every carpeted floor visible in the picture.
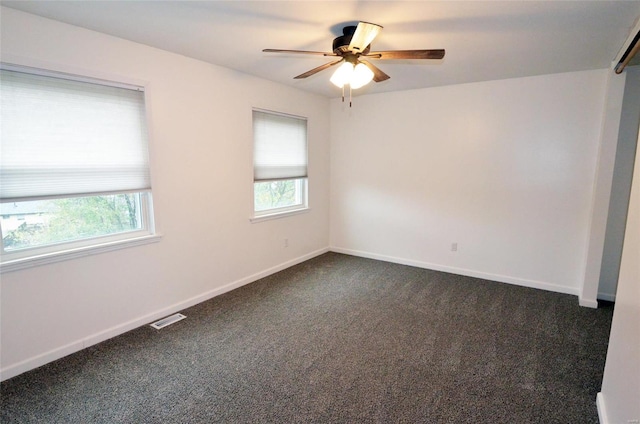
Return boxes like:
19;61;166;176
1;252;614;423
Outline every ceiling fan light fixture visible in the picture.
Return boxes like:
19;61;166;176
330;61;354;88
350;63;374;89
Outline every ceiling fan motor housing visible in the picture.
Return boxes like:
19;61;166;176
333;25;370;55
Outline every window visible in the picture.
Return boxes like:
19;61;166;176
0;65;156;269
252;109;308;218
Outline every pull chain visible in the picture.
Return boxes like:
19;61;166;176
340;85;353;108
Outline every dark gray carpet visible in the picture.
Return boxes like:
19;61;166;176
1;252;613;423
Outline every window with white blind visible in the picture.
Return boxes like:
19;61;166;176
0;65;157;270
253;109;308;218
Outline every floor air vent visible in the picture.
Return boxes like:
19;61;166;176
150;313;186;330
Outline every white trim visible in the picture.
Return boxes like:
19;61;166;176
0;246;329;381
579;297;599;309
597;392;609;424
0;54;149;90
252;107;307;121
330;246;580;296
252;178;308;220
0;234;162;273
250;207;310;223
579;69;626;308
1;62;144;91
2;192;154;261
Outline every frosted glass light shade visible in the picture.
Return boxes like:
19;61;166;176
350;63;374;89
330;62;354;88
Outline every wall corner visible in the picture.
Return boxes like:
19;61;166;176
580;69;627;304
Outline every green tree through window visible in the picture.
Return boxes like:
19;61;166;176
2;194;141;251
254;180;297;211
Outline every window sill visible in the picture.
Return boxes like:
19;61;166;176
250;207;310;223
0;234;162;273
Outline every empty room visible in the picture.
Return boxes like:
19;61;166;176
1;2;639;423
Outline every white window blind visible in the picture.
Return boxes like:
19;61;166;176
253;110;307;182
0;67;151;202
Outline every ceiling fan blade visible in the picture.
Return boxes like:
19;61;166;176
348;21;383;53
360;60;390;82
365;49;445;60
263;49;338;57
294;59;343;79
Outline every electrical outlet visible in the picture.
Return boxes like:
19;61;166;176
284;238;289;248
451;242;458;252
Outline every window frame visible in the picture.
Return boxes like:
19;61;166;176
252;178;308;221
251;108;309;221
0;63;159;272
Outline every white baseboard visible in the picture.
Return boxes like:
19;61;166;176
597;392;609;424
330;246;580;297
0;247;329;382
578;290;617;309
579;297;599;309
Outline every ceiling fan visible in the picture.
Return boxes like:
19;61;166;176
263;21;445;103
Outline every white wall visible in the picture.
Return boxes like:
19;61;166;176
330;70;607;295
597;120;640;424
0;7;330;380
581;70;627;306
599;66;640;300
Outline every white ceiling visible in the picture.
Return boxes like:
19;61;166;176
3;1;640;98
